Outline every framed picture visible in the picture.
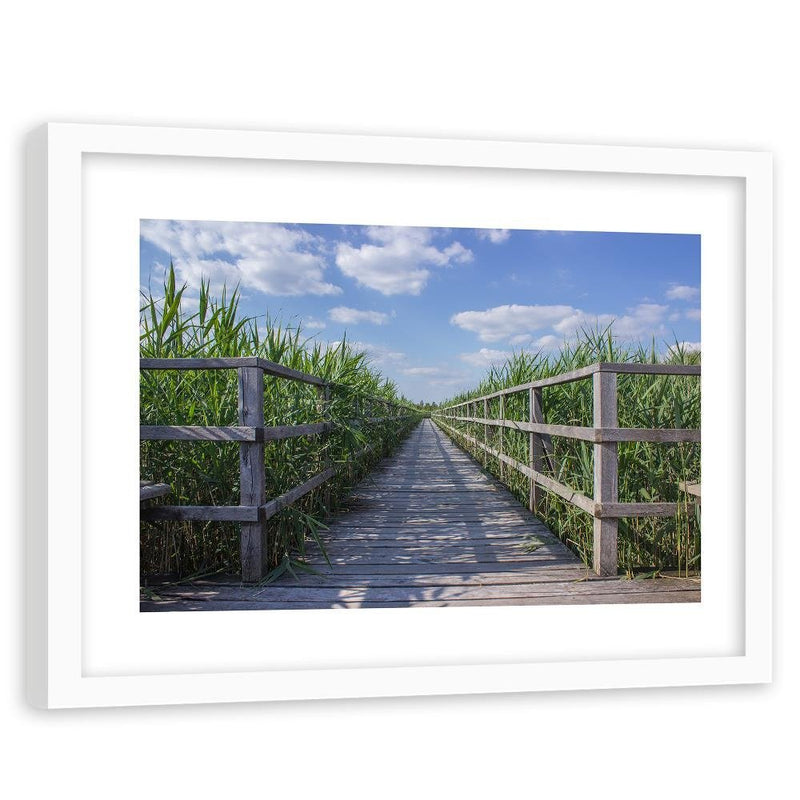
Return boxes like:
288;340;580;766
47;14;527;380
26;123;772;708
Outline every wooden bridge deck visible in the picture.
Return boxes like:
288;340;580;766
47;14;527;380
141;419;700;611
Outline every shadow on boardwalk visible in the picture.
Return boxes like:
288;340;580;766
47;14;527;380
141;420;700;611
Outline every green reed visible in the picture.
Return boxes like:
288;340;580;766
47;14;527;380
140;265;421;579
435;329;701;576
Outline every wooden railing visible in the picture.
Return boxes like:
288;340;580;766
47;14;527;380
432;362;700;576
140;357;418;581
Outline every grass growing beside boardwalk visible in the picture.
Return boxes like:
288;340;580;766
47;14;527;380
140;266;421;580
434;331;701;577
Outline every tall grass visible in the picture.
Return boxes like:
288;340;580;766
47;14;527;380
435;329;701;576
140;266;421;579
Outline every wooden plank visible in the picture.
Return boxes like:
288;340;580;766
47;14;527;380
679;481;702;499
142;590;700;611
597;362;701;377
139;482;171;502
436;362;700;411
434;419;596;516
593;370;618;576
140;425;259;442
499;394;506;481
319;383;332;511
601;427;700;443
140;356;327;386
141;504;260;522
530;386;543;513
146;578;700;604
263;560;584;576
445;417;699;443
598;502;680;518
263;422;332;441
141;356;258;370
238;366;267;582
441;363;600;404
483;397;489;469
141;418;699;611
139;422;333;442
260;465;338;520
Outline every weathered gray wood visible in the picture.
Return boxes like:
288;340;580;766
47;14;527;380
142;419;699;612
140;356;326;386
141;505;260;522
238;366;267;582
483;397;489;469
142;590;700;611
149;577;699;604
597;362;701;377
139;482;171;502
593;370;618;576
499;394;506;481
448;363;599;402
319;383;332;511
141;356;259;370
260;465;338;521
446;416;700;443
438;362;700;409
140;425;259;442
529;387;543;512
139;422;333;442
434;418;596;516
679;481;702;500
600;428;700;443
597;502;681;518
264;422;333;441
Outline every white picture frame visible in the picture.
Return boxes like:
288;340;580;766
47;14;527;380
26;123;772;709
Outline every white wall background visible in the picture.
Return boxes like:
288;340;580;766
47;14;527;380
2;2;794;796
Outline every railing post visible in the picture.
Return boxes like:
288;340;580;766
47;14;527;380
483;397;489;468
238;366;266;582
529;387;544;513
317;383;332;512
593;370;618;576
499;394;505;482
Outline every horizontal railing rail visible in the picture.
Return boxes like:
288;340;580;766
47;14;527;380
140;357;419;581
432;361;700;576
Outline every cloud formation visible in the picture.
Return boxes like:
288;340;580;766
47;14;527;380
665;284;700;301
476;229;511;244
140;219;342;297
335;226;473;295
328;306;391;326
459;348;513;367
451;303;670;343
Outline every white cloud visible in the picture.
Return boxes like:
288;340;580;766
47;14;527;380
329;340;407;369
328;306;391;326
140;219;342;297
553;303;669;339
451;302;670;344
476;229;511;244
303;317;327;330
666;284;700;301
401;366;444;376
532;335;563;351
459;348;513;367
685;308;701;321
509;333;533;345
335;226;473;295
451;304;576;342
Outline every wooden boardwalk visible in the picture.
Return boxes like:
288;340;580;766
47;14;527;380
141;420;700;611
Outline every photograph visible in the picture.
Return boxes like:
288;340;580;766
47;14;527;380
139;220;702;611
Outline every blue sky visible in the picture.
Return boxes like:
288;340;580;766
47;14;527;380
140;221;700;403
